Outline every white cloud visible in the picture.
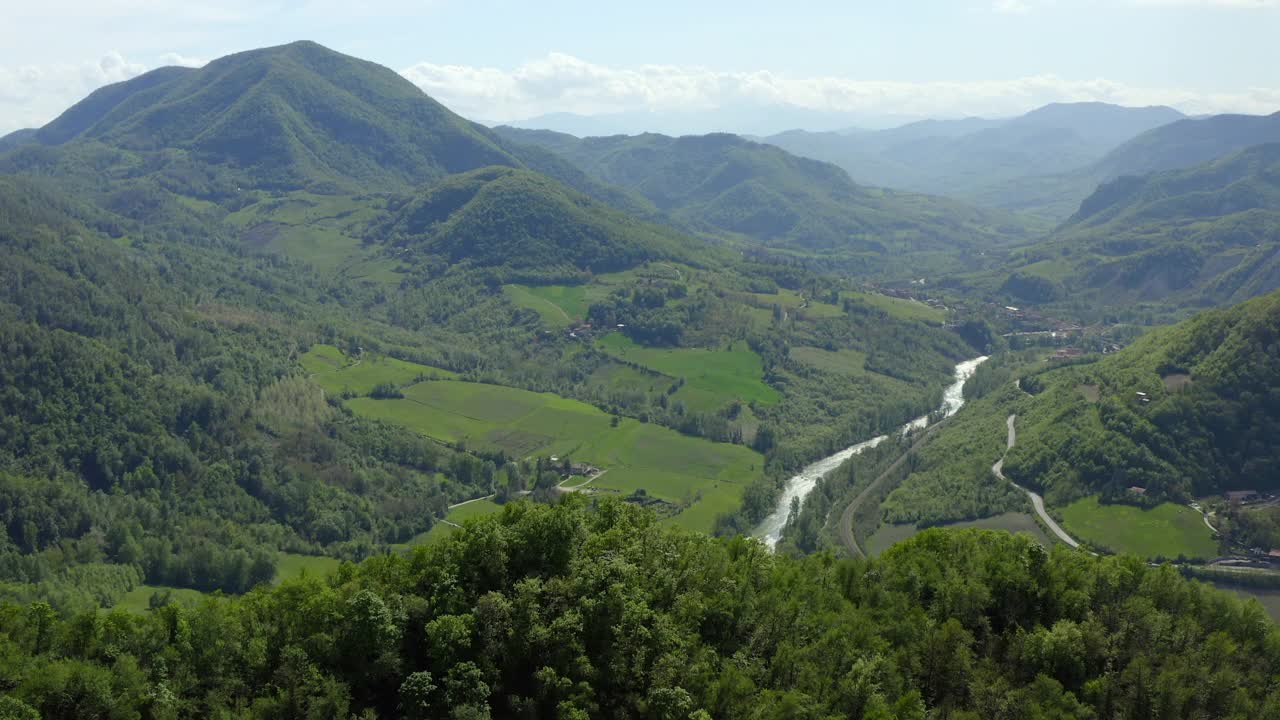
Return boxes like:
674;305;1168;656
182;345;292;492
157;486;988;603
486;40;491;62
3;50;1277;137
0;52;150;134
400;53;1280;125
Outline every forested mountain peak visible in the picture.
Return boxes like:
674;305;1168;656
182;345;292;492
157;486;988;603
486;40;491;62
25;40;522;191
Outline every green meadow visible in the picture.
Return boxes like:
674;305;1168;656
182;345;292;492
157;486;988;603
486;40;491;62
397;498;506;548
842;290;947;325
1059;495;1218;560
301;345;456;395
504;284;591;325
597;334;780;412
225;191;401;284
343;378;762;532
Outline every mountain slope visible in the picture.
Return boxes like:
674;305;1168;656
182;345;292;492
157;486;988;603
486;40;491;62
493;126;1038;269
1002;288;1280;504
375;166;695;272
996;143;1280;316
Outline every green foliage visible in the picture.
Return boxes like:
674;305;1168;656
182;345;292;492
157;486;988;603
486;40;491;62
1;500;1278;719
375;166;698;273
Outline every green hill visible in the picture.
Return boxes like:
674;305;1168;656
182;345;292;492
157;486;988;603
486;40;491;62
994;143;1280;318
7;41;656;217
494;126;1039;271
374;166;697;272
29;42;520;191
1003;289;1280;503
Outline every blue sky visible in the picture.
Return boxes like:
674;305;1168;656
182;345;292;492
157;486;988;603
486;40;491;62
1;0;1277;134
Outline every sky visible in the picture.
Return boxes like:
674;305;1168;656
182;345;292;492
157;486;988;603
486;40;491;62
1;0;1278;135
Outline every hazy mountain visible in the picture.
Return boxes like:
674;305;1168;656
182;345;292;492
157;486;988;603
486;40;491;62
995;143;1280;315
0;128;36;152
493;126;1039;269
762;102;1186;212
977;110;1280;220
504;106;934;138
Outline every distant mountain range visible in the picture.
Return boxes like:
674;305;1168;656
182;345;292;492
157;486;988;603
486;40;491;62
762;102;1188;217
990;142;1280;317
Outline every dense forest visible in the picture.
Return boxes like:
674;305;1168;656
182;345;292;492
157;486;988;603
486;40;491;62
3;499;1279;719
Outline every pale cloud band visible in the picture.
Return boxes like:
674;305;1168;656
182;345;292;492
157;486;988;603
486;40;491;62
2;50;1277;136
400;53;1280;124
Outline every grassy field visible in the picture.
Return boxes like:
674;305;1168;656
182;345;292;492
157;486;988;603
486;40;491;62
504;284;591;326
865;512;1052;556
114;585;210;613
790;346;870;376
743;289;844;319
225;192;401;284
842;291;947;325
345;379;762;531
276;552;344;582
397;498;506;548
301;345;456;395
1059;495;1218;559
597;334;780;412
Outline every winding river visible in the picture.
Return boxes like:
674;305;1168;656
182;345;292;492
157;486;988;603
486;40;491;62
755;356;988;549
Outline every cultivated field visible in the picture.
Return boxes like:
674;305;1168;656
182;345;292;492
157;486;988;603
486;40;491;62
302;345;456;395
343;378;762;532
1059;495;1218;559
597;334;780;412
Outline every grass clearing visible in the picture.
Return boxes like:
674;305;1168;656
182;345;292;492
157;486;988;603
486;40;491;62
842;291;947;325
344;379;762;532
114;585;209;613
504;284;590;325
397;498;506;548
276;552;343;583
791;346;869;375
865;512;1052;556
301;345;455;395
597;334;780;412
1059;495;1218;559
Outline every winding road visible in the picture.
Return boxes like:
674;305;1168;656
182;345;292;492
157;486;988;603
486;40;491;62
994;415;1083;549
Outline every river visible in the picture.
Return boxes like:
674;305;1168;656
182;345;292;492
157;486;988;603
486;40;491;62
755;356;988;549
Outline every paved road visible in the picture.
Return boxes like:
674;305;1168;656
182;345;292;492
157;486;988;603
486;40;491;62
995;415;1082;549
